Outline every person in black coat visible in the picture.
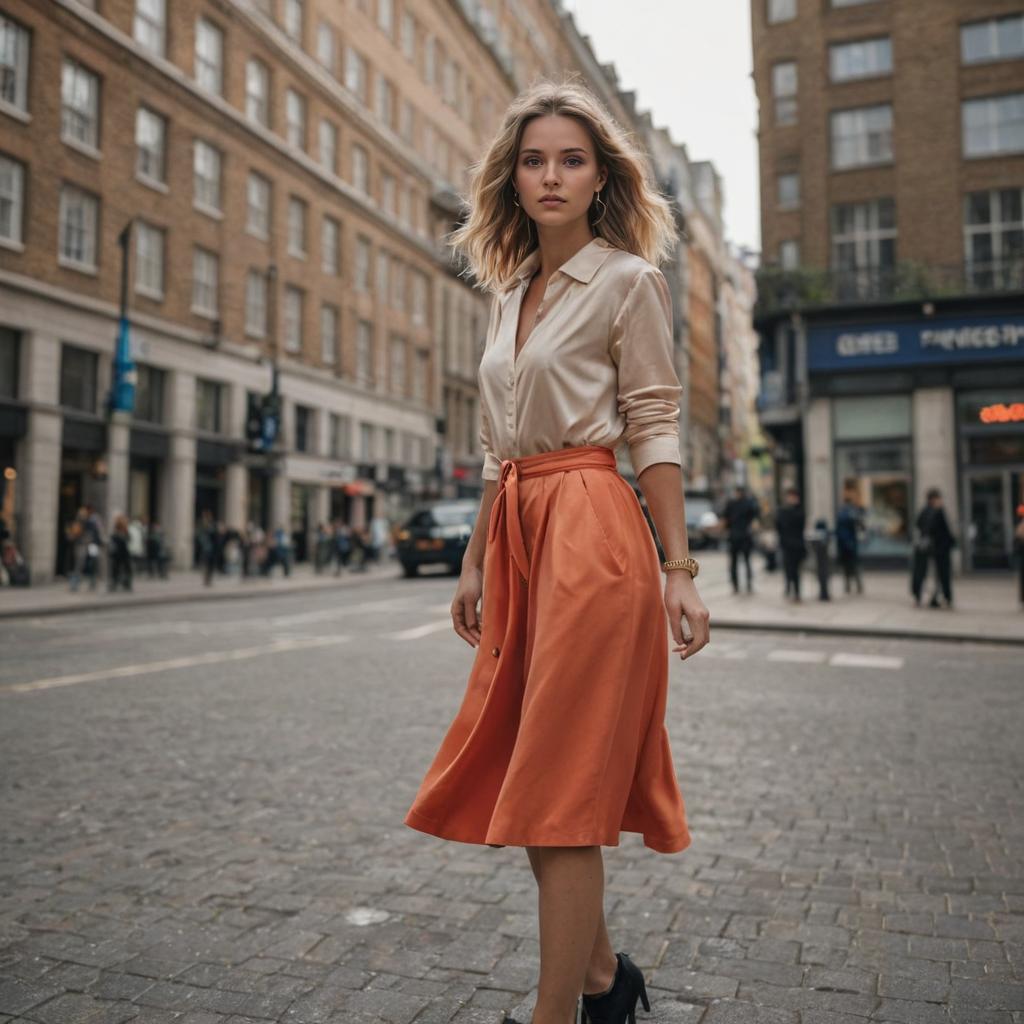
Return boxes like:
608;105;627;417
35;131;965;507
911;487;956;608
722;485;759;594
775;486;807;602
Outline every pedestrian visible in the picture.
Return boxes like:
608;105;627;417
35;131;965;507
197;509;218;586
722;484;758;594
810;517;831;602
313;522;332;574
108;514;133;592
835;483;865;595
269;523;292;577
332;520;352;574
404;80;710;1024
146;520;168;578
776;486;807;601
912;487;955;608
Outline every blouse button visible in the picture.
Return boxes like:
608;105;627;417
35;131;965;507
491;645;500;657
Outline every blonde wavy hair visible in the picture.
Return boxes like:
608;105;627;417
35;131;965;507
448;77;678;293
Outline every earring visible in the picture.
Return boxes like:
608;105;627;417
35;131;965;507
512;189;521;208
591;190;607;225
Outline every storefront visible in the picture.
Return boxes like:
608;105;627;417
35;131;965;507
57;417;108;577
128;428;169;525
957;391;1024;570
806;307;1024;570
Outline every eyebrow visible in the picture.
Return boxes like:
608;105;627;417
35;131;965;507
520;147;588;155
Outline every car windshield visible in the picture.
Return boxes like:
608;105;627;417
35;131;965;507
430;507;476;527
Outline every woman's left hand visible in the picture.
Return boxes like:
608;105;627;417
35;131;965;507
664;571;710;660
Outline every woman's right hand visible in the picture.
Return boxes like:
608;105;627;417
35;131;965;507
451;565;483;648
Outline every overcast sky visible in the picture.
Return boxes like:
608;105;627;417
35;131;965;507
562;0;761;255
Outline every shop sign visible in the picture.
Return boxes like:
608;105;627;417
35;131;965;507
808;313;1024;371
978;402;1024;424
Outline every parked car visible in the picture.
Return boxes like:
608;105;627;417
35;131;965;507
396;500;479;577
684;492;722;550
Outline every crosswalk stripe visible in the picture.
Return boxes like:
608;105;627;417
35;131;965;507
829;652;904;670
381;619;453;640
767;649;828;663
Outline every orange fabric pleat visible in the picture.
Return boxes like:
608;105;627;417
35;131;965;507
404;444;692;854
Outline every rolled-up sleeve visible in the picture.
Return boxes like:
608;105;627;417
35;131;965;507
478;400;502;481
608;266;683;479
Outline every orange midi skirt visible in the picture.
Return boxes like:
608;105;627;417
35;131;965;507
403;444;692;854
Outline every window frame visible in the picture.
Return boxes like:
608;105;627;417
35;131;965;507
830;103;894;170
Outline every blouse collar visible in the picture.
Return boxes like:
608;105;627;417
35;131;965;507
505;235;617;290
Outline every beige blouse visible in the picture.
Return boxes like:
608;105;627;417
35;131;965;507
477;235;683;482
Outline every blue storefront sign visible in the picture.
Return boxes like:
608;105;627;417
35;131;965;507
808;312;1024;372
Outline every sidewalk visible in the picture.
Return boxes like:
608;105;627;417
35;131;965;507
1;548;1021;643
698;548;1023;645
0;560;396;620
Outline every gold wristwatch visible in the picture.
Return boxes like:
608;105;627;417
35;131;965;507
662;556;699;578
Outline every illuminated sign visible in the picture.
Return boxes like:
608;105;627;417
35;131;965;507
979;402;1024;424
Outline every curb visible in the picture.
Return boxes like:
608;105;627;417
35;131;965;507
710;617;1024;647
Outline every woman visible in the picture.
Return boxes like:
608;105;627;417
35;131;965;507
404;80;710;1024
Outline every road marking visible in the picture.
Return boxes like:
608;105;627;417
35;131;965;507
380;619;453;640
767;649;828;663
829;652;904;670
269;597;412;627
0;636;351;694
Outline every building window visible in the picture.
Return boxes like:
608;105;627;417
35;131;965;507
831;197;896;299
772;61;797;125
963;94;1024;158
192;247;219;318
284;285;304;352
356;319;373;385
287;196;307;258
962;14;1024;64
195;378;223;433
61;58;100;151
322;215;340;275
378;0;394;35
383;426;396;463
831;104;893;169
0;16;31;114
830;0;881;6
389;334;406;396
352;143;370;194
58;184;98;271
376;74;394;127
399;184;412;227
195;18;223;95
767;0;796;23
245;269;268;338
964;188;1024;290
60;344;98;413
390;258;405;311
294;404;313;452
355;234;371;292
779;240;800;269
834;395;911;558
319;118;338;173
376;250;389;297
0;154;25;246
316;21;335;71
829;37;892;82
320;303;339;364
133;0;166;56
245;59;269;126
777;171;800;210
381;172;396;216
399;99;415;144
359;421;374;461
246;172;271;239
344;47;367;103
424;35;435;86
134;220;164;298
412;348;428;403
285;88;306;150
134;363;164;423
193;139;221;212
135;107;166;183
401;12;416;60
412;272;427;326
284;0;303;42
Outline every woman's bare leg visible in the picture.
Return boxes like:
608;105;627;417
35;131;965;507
522;846;614;1024
525;847;618;997
524;847;618;999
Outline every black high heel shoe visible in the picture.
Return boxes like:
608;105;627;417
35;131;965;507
580;951;651;1024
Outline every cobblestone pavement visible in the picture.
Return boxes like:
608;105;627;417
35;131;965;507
1;578;1022;1024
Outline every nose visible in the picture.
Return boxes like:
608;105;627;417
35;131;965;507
543;163;561;186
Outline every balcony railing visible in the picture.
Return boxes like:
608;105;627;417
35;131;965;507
755;260;1024;318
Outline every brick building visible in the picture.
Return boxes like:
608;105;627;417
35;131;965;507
0;0;750;582
752;0;1024;569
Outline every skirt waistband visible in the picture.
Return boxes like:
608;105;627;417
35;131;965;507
500;444;617;480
